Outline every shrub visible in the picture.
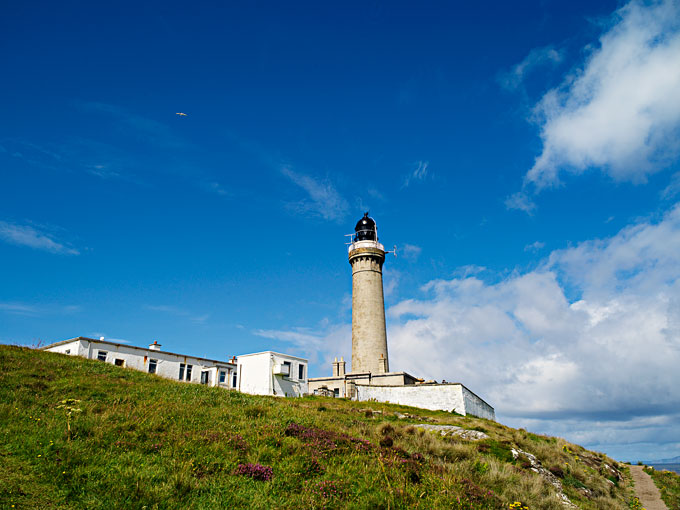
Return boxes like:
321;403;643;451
234;462;273;481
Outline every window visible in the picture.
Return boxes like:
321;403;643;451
65;349;71;354
97;350;107;361
282;361;292;376
179;363;185;380
232;372;237;388
186;364;193;381
219;371;226;383
114;359;124;367
333;388;340;397
149;359;157;374
200;371;209;385
298;364;305;380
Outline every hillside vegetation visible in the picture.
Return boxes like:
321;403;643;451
0;345;642;509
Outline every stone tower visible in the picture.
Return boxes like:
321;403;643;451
349;213;389;374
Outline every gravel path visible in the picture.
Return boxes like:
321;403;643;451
630;465;669;510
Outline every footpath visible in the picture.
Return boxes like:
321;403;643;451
629;465;669;510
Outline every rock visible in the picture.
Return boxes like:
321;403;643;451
413;424;489;441
511;448;577;508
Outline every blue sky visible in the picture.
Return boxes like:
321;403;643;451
2;0;680;462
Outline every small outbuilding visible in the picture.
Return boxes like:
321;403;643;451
237;351;308;397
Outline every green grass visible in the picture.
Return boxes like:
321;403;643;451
644;466;680;509
0;345;639;509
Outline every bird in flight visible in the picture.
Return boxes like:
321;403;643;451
176;112;188;117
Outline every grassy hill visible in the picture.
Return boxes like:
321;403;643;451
0;345;649;509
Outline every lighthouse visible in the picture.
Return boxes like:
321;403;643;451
349;213;389;374
305;213;496;419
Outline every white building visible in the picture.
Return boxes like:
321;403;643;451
42;337;310;398
43;337;237;388
237;351;308;397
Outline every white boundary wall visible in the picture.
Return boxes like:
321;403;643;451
355;383;495;420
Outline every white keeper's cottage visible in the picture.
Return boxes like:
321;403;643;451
43;337;308;397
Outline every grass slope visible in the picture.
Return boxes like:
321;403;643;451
0;345;640;509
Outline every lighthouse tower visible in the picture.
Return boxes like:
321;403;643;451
349;213;389;374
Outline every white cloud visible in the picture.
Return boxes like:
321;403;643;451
662;171;680;199
383;269;401;298
262;203;680;458
384;203;680;459
280;166;349;223
521;0;680;191
0;302;82;317
524;241;545;252
402;161;430;188
504;191;536;213
0;302;39;316
401;243;422;260
255;323;351;369
0;221;80;255
500;45;563;91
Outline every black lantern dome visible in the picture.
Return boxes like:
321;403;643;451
354;212;378;242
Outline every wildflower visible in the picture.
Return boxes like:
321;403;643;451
234;463;273;482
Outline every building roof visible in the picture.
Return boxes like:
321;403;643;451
235;350;308;362
42;337;237;367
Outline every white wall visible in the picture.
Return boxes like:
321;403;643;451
354;383;495;420
237;352;308;397
237;352;272;395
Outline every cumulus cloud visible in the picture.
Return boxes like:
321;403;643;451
0;221;80;255
263;203;680;458
512;0;680;202
385;203;680;459
280;166;349;223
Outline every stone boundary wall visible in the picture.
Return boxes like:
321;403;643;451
354;383;495;420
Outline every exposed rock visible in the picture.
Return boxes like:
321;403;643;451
511;448;577;508
414;424;489;441
393;412;436;422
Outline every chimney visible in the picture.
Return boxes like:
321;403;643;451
229;356;237;365
378;353;387;373
338;357;346;377
332;357;339;377
99;336;105;341
149;340;161;351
